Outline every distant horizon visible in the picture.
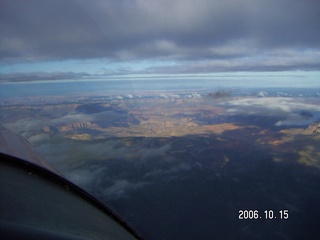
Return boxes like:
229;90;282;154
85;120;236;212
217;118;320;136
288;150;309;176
1;77;319;100
1;71;319;86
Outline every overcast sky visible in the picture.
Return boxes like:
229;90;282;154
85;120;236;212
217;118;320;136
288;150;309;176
0;0;319;82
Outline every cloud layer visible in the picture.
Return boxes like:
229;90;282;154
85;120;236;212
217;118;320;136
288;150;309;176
1;0;319;75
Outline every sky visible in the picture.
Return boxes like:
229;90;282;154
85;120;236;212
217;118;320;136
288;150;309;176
0;0;320;83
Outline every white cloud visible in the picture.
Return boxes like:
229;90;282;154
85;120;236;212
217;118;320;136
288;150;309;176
223;97;320;113
27;133;50;144
275;112;318;127
145;163;191;177
65;167;106;189
221;97;320;127
102;179;150;199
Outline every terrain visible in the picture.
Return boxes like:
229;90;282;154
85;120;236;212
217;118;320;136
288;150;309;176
1;87;320;239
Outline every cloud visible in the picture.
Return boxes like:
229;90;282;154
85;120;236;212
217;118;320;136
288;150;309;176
27;133;50;143
144;163;191;178
140;142;172;160
275;113;312;127
102;179;150;199
51;113;93;125
4;118;48;139
0;72;91;83
223;97;320;113
221;97;320;127
65;166;106;189
0;0;319;73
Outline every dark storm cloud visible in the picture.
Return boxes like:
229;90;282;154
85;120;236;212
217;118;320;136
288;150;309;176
0;0;319;70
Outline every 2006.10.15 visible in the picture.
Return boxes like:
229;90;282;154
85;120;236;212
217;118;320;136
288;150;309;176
239;210;289;220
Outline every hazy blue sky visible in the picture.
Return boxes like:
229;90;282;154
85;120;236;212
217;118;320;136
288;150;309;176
0;0;319;83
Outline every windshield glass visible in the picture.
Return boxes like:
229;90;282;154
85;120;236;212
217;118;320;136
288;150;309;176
1;1;320;239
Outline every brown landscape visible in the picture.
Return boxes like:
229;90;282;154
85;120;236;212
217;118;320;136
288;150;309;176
1;92;320;240
1;94;319;170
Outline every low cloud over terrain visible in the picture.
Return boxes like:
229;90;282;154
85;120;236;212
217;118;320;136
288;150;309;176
222;97;320;126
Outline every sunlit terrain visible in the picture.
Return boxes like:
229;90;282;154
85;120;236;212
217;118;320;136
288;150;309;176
1;81;320;239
